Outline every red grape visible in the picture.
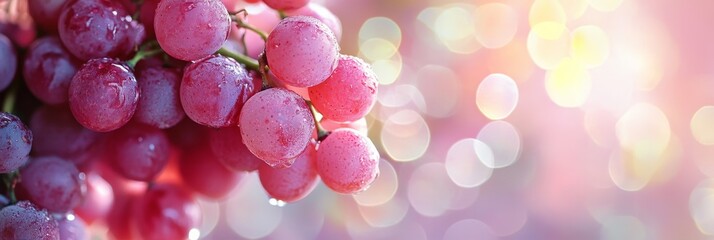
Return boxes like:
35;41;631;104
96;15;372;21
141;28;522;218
58;0;145;61
154;0;231;61
30;105;100;165
56;214;87;240
27;0;67;32
263;0;309;10
23;36;79;105
239;88;315;168
209;126;264;172
134;64;185;129
68;58;139;132
0;33;17;91
266;16;339;88
320;117;368;136
133;184;201;240
167;119;210;149
179;143;244;199
20;156;86;213
180;54;260;128
285;3;342;41
316;129;379;194
309;55;378;122
139;0;160;39
258;140;319;203
74;172;113;224
0;112;32;173
0;201;59;240
108;123;170;182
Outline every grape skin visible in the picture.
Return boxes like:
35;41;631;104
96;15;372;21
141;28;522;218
73;172;113;224
308;55;378;122
68;58;139;132
0;33;17;92
180;55;260;128
179;143;244;199
133;184;201;240
154;0;231;61
285;3;342;41
239;88;315;168
0;201;59;240
56;214;87;240
0;112;32;173
263;0;309;10
258;140;319;203
266;16;340;88
134;64;185;129
20;156;86;213
108;123;170;182
23;36;79;105
30;105;100;165
316;128;380;194
209;126;264;172
27;0;67;32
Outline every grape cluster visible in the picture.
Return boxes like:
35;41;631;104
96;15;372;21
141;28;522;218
0;0;379;239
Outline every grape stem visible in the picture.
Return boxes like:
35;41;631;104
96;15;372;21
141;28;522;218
217;47;260;71
229;10;269;41
307;101;330;141
126;48;164;68
278;10;287;20
1;81;17;114
1;171;18;204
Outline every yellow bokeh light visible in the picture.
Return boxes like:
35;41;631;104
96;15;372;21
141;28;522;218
588;0;624;12
571;25;610;68
353;159;399;207
359;38;398;63
616;103;671;159
435;4;481;54
380;109;430;162
558;0;589;21
545;58;591;108
370;53;403;85
476;73;519;120
474;3;518;49
359;17;402;48
529;0;566;28
527;22;570;70
691;106;714;145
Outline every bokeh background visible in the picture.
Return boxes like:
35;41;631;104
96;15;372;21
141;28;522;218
81;0;714;239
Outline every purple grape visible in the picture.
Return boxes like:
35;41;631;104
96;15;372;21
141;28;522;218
134;64;185;129
23;36;79;105
154;0;231;61
20;156;87;213
0;33;17;91
180;55;260;128
30;105;100;165
285;3;342;41
208;126;263;172
133;184;201;240
108;123;170;182
28;0;68;32
56;214;87;240
180;143;243;199
68;58;139;132
0;201;60;240
258;140;319;203
58;0;145;61
0;112;32;173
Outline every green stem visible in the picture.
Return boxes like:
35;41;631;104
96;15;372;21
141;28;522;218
217;47;260;71
307;101;329;140
236;20;268;41
278;10;287;20
2;82;17;114
2;171;17;204
127;48;163;68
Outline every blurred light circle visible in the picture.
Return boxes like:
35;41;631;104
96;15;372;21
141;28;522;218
487;40;535;83
529;0;566;29
616;103;671;158
415;65;461;118
377;84;426;110
271;196;325;240
527;22;570;70
558;0;589;20
196;198;220;239
359;38;398;62
448;187;481;210
583;108;617;147
445;139;494;188
589;0;624;12
226;173;283;239
476;121;522;168
353;159;398;206
599;215;647;240
357;196;409;228
408;162;457;217
690;179;714;235
476;73;519;120
380;109;430;162
443;219;497;240
545;57;591;108
474;3;518;49
571;25;610;68
359;17;401;48
691;106;714;145
435;4;481;54
371;53;403;85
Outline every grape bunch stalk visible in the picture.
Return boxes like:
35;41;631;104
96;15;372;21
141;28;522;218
0;0;380;239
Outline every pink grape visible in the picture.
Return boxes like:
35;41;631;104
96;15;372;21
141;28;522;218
167;119;209;148
68;58;139;132
30;105;100;165
180;143;244;199
108;123;170;182
209;126;264;172
20;156;87;213
0;112;32;173
266;16;339;88
0;201;59;240
239;88;315;168
56;214;87;240
134;63;185;129
74;172;113;224
320;117;368;136
23;36;79;105
154;0;231;61
309;55;378;122
133;184;201;240
263;0;309;10
0;33;17;91
58;0;145;61
258;140;319;203
27;0;67;32
285;3;342;41
180;55;260;128
316;128;379;194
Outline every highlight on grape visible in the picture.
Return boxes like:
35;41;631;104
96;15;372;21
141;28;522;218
0;0;712;239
